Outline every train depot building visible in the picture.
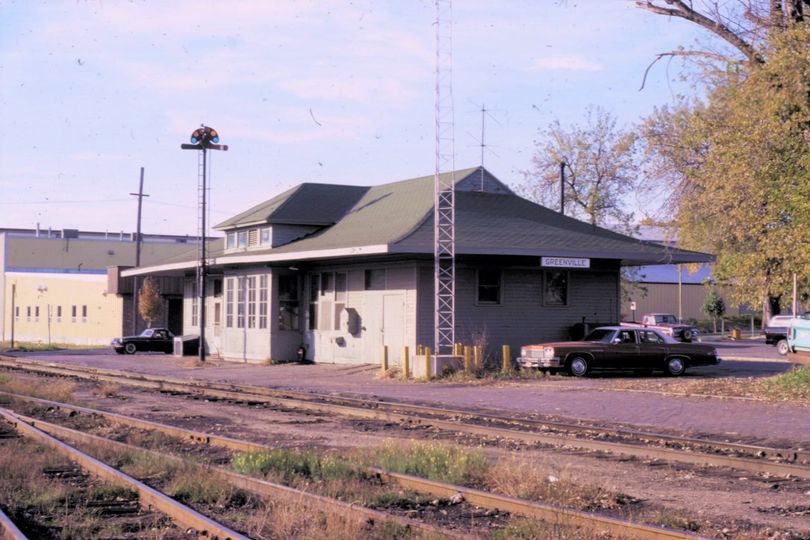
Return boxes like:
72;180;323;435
123;167;713;366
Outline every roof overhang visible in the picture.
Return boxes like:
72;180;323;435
121;243;712;278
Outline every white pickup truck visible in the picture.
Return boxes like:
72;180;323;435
622;313;699;343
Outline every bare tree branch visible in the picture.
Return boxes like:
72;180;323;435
635;0;765;63
638;50;735;90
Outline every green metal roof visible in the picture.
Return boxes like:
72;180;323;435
213;183;369;230
129;167;713;273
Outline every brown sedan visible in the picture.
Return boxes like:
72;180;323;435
517;326;720;377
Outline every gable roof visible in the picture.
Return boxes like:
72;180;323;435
214;183;369;230
123;167;712;277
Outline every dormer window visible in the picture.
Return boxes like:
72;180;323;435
260;227;271;245
237;230;247;248
226;232;236;249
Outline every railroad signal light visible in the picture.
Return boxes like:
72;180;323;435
182;125;228;151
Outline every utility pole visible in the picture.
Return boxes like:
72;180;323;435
559;162;565;214
181;126;228;363
130;167;149;334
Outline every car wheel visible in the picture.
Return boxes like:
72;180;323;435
665;357;686;376
567;356;589;377
776;339;789;356
124;343;137;355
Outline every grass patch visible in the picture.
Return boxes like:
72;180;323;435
232;449;356;484
0;341;107;351
368;441;489;485
0;375;77;403
438;367;557;384
760;365;810;401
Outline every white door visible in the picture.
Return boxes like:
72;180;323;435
383;294;405;365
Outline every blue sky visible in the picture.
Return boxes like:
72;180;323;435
0;1;714;236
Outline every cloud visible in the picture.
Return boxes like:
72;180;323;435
529;55;603;72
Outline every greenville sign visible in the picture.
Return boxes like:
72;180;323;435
541;257;590;269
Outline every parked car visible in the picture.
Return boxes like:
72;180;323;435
787;316;810;358
111;328;175;355
517;326;720;377
621;313;699;342
765;315;802;356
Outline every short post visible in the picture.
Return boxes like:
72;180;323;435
454;342;462;356
381;345;388;373
424;347;432;379
473;345;482;370
416;344;424;355
463;346;472;372
502;344;511;374
721;318;725;337
402;346;410;379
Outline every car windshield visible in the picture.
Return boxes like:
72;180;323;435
655;314;677;324
584;329;616;343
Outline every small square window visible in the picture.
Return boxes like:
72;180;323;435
477;269;501;304
544;271;568;306
364;269;385;290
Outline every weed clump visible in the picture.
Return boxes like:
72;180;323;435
370;441;489;486
231;449;356;484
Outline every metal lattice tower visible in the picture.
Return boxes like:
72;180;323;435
434;0;455;355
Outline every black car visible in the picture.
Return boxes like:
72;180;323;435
111;328;175;355
518;326;721;377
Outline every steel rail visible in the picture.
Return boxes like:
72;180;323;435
0;408;249;540
2;407;704;540
0;507;27;540
1;409;465;540
3;356;807;463
2;358;809;479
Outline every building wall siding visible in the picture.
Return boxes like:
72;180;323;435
625;283;748;322
416;264;619;365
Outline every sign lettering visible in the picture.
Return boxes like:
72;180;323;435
541;257;590;269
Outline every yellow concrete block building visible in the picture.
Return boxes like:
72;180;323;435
1;228;201;346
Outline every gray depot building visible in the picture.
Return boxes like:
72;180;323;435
122;167;713;366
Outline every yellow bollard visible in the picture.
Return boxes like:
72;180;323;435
424;347;432;379
502;344;511;374
473;345;482;370
416;344;424;355
381;345;388;373
454;342;463;356
463;346;472;372
403;346;410;379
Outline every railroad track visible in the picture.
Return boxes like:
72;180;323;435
0;395;704;540
0;406;464;540
1;357;808;480
0;408;249;540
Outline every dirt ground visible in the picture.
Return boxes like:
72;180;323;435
3;351;810;538
50;379;808;538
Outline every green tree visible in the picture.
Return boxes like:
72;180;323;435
138;277;162;328
519;106;640;232
637;4;810;322
702;289;726;333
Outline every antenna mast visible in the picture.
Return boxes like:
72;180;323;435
434;0;455;356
